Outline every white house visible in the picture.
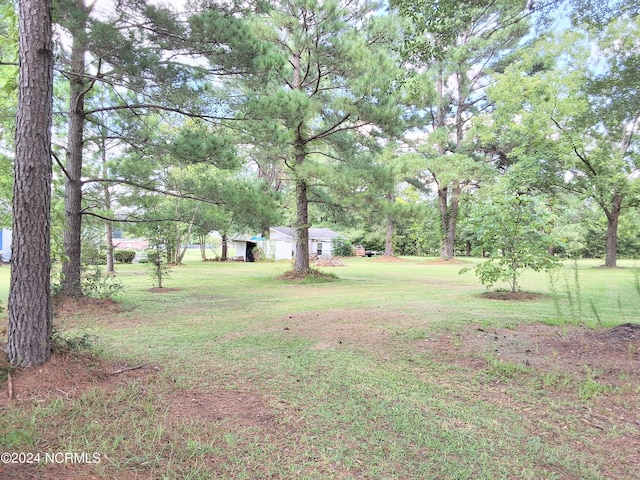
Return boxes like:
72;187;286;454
265;227;343;261
0;227;11;262
233;227;344;261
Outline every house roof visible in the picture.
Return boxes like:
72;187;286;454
270;226;342;239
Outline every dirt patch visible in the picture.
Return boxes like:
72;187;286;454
421;257;470;265
408;322;640;479
166;390;277;430
480;290;545;301
278;268;338;282
0;352;158;408
419;322;640;383
276;309;411;350
52;296;123;319
148;287;181;293
369;255;406;262
313;257;346;267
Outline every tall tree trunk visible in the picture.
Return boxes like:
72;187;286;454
438;184;460;260
102;133;115;273
291;50;311;276
105;222;115;272
604;194;622;268
8;0;54;367
221;233;228;260
199;234;206;261
61;1;87;296
434;65;461;260
293;175;310;275
384;193;394;257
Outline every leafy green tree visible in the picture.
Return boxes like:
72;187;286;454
397;0;533;260
239;0;403;277
393;200;441;256
55;0;272;295
461;183;561;292
327;143;416;258
145;226;172;289
480;26;640;267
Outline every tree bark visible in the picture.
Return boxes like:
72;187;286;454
221;233;228;260
293;175;311;275
105;221;115;272
291;49;311;276
438;184;460;259
102;133;115;273
61;0;87;296
604;194;622;268
8;0;54;367
199;234;206;261
384;193;394;257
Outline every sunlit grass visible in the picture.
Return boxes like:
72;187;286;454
0;254;638;478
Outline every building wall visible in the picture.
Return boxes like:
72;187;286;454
234;241;248;259
0;228;12;262
310;239;334;258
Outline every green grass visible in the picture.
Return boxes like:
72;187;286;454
0;255;638;478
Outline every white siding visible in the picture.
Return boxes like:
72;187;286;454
0;228;11;262
234;241;247;259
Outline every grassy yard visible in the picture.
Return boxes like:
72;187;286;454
1;255;639;479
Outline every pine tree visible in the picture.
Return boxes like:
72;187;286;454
8;0;54;366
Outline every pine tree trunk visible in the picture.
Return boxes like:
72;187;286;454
604;194;622;268
105;222;115;273
384;194;394;257
61;4;87;296
102;136;115;273
291;50;310;277
438;185;460;260
8;0;54;367
293;176;310;276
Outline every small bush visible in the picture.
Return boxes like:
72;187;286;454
51;329;97;354
82;246;106;266
331;237;353;257
81;265;125;299
114;250;136;264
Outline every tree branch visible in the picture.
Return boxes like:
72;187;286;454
83;103;232;121
52;151;72;180
83;211;189;224
82;177;226;205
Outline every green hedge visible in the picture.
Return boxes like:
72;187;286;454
114;250;136;264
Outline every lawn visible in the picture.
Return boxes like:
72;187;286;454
1;255;639;479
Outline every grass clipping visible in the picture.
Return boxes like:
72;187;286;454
278;267;338;283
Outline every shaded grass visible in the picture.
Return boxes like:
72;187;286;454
1;256;638;478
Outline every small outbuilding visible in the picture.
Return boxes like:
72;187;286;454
233;227;344;262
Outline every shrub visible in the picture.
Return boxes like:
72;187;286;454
114;249;136;264
82;246;106;265
146;247;171;288
51;328;97;354
81;265;124;299
331;237;353;257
